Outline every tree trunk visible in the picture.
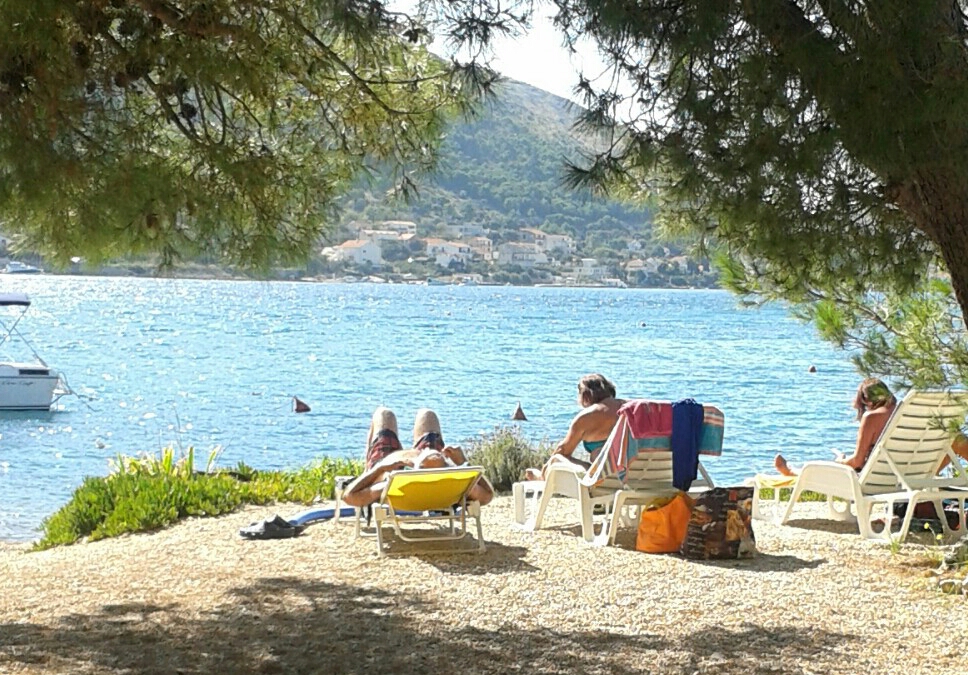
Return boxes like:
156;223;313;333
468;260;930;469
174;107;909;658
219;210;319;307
895;171;968;320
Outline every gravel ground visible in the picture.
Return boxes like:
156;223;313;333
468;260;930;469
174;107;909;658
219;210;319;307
0;496;965;675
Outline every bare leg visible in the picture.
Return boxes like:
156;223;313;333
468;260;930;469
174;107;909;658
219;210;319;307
523;452;592;480
368;407;398;451
412;408;443;446
774;454;796;477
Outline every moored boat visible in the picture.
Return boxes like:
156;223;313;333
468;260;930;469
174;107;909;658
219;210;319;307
2;261;43;274
0;293;71;410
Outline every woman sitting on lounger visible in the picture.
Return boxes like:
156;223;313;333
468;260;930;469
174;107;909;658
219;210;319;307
775;378;897;476
524;373;625;480
344;407;494;507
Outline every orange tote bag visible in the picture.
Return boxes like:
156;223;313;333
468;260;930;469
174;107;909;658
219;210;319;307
635;492;695;554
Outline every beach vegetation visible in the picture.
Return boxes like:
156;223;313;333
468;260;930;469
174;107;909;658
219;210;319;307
35;450;362;549
755;487;826;504
465;425;552;493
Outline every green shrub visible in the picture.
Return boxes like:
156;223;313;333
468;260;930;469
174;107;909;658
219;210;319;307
757;487;829;502
35;449;363;549
465;425;551;492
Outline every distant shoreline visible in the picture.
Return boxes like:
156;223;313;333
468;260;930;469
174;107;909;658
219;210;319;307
19;268;720;290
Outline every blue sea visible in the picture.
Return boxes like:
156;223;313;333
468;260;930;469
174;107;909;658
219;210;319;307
0;276;861;541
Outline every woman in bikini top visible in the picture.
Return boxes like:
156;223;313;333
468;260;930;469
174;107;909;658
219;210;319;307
524;374;624;480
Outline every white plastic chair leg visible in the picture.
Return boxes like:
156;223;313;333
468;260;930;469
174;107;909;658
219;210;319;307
512;481;527;525
530;474;557;531
513;480;544;527
579;492;596;543
825;496;857;523
896;499;918;543
593;492;627;547
781;482;805;524
375;514;387;557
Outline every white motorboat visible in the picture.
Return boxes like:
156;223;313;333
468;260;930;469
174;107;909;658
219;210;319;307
2;261;43;274
0;293;70;410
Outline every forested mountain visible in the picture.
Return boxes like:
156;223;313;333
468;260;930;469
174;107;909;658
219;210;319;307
337;81;668;261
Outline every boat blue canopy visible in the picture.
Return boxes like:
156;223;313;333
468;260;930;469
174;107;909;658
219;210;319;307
0;293;30;307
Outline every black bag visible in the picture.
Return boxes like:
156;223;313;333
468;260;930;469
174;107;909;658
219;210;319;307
679;487;756;560
892;500;961;531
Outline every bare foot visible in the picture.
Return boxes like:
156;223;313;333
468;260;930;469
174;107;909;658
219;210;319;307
774;454;796;477
524;468;542;481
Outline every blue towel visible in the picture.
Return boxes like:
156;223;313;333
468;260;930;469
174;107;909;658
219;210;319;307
671;398;705;491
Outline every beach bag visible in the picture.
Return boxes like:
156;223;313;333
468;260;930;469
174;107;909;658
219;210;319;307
892;500;962;531
635;492;694;554
679;487;756;560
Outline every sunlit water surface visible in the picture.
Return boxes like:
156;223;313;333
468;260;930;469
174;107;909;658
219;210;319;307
0;276;861;540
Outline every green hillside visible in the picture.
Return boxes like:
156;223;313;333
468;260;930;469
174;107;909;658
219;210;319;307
338;80;667;261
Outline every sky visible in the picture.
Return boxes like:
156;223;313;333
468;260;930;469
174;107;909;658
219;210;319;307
418;3;608;104
486;11;604;102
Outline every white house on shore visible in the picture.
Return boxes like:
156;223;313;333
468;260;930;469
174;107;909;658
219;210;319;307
467;236;494;261
380;220;417;235
520;228;575;254
495;242;548;268
574;257;607;281
349;220;417;237
424;238;472;267
626;258;662;275
324;239;383;266
358;229;403;243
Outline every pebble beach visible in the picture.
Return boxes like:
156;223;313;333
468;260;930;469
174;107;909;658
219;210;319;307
0;497;965;675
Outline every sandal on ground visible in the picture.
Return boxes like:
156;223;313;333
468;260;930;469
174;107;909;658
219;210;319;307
239;514;306;540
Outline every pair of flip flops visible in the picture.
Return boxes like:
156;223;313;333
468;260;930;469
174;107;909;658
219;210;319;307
239;514;306;540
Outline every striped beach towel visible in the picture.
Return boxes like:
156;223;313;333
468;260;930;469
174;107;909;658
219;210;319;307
584;402;725;485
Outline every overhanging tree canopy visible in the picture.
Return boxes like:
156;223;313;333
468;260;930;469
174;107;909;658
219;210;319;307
536;0;968;309
0;0;500;268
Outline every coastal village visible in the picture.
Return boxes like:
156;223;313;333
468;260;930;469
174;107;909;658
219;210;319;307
0;224;716;287
321;219;715;287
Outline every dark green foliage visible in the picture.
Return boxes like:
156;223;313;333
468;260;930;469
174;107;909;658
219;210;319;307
465;425;551;493
550;0;947;297
0;2;492;270
36;455;363;549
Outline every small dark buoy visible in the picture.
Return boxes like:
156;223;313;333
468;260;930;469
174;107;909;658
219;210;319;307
293;396;311;413
639;321;647;327
807;365;817;373
511;402;527;421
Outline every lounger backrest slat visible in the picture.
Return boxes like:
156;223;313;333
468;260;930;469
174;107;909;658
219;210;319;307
860;391;968;496
624;452;715;491
625;453;673;485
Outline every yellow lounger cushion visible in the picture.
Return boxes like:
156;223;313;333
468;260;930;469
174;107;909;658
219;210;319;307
386;469;482;512
753;474;797;489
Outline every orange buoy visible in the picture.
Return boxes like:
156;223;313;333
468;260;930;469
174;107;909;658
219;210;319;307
511;401;527;421
293;396;311;413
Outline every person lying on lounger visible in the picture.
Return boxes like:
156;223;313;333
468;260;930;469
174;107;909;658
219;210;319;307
524;373;625;480
774;378;897;476
343;407;494;508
